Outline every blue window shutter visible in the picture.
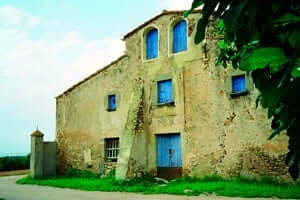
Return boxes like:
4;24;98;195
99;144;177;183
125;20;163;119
108;95;116;110
146;29;158;59
173;20;187;53
158;80;173;103
158;81;165;103
165;80;172;102
232;75;246;93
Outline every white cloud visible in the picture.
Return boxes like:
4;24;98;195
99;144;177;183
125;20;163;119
0;5;24;26
0;5;125;152
160;0;194;10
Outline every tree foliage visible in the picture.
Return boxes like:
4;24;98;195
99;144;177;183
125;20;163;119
185;0;300;180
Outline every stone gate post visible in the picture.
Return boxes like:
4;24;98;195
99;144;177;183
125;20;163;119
30;129;44;178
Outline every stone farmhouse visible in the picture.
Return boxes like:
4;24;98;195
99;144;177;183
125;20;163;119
55;10;290;180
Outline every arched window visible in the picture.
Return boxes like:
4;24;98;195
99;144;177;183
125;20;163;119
146;29;158;59
173;20;187;53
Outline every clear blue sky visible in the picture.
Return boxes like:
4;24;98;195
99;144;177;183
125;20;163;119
0;0;192;156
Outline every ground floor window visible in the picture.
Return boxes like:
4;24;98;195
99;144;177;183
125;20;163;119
105;138;119;162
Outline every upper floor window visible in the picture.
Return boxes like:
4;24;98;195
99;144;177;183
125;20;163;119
157;79;173;104
232;75;246;94
173;20;187;53
146;29;158;59
108;94;117;111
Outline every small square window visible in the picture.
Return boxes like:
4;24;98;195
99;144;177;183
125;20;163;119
232;75;247;94
108;95;116;111
157;79;173;104
105;138;119;162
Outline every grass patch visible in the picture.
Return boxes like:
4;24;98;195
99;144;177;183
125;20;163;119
17;172;300;199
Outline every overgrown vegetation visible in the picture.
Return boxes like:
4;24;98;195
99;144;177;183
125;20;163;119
17;169;300;199
185;0;300;180
0;155;30;171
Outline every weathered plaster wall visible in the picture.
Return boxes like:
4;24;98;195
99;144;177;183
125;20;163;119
181;22;290;180
123;13;204;176
56;56;143;173
56;11;290;180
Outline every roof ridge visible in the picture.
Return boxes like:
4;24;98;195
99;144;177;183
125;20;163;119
122;9;201;40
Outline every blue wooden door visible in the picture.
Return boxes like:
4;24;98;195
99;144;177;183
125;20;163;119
156;134;182;168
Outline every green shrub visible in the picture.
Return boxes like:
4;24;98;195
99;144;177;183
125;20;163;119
80;170;99;178
0;155;30;171
65;168;99;178
105;168;116;178
65;168;82;177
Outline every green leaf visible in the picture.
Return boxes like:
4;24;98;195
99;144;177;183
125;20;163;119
219;40;226;49
184;0;203;17
269;128;281;140
240;47;289;71
217;20;225;33
194;0;218;44
191;0;204;10
195;17;208;44
223;1;248;32
289;29;300;49
275;13;300;25
291;58;300;78
277;32;289;43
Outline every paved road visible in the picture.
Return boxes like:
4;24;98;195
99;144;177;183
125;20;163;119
0;176;279;200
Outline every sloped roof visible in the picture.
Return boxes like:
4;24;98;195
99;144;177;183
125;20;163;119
56;9;201;99
122;9;201;40
56;55;128;98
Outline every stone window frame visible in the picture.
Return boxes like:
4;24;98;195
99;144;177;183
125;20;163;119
141;25;160;63
104;137;119;162
168;17;189;57
105;92;121;112
152;74;176;107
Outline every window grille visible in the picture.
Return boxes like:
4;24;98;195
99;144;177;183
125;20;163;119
105;138;119;161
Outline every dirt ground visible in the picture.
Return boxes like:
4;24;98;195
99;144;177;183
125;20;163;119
0;175;285;200
0;170;29;177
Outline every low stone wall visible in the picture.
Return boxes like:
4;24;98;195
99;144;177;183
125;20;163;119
104;161;117;175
